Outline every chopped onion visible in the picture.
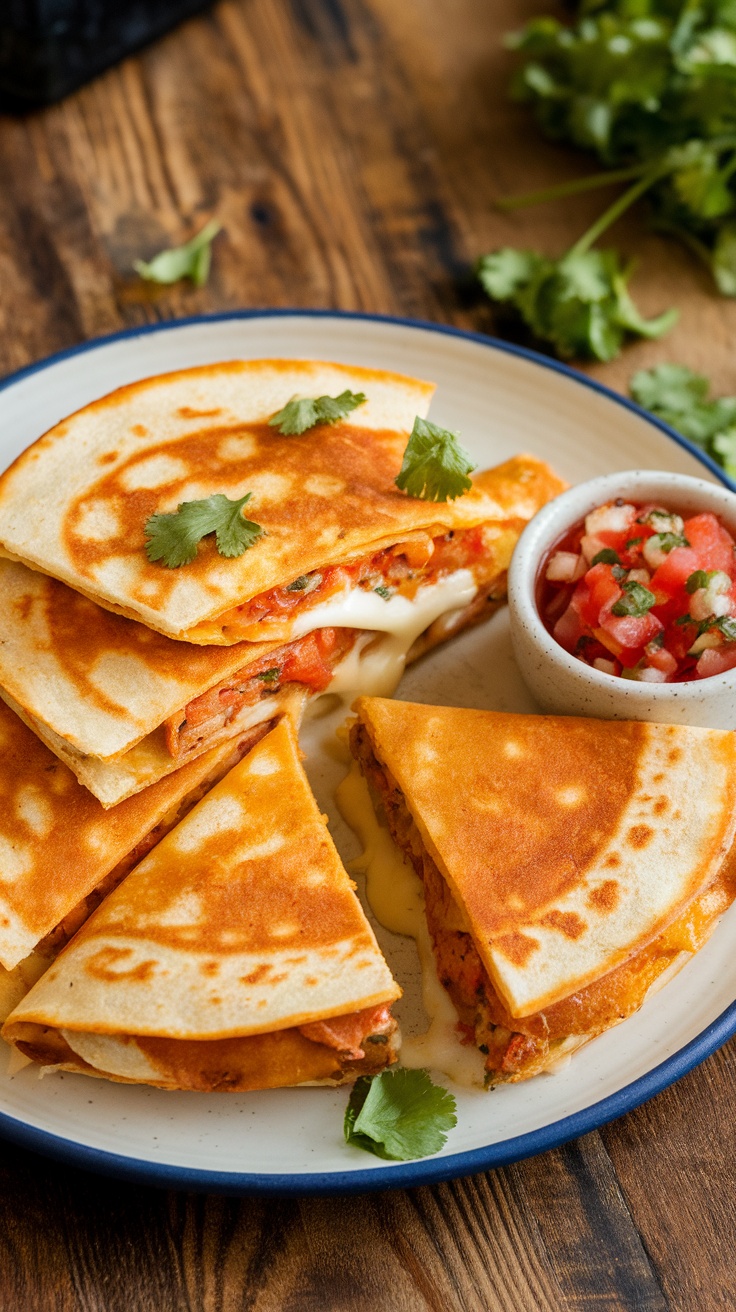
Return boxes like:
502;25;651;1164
545;551;583;583
592;658;616;675
585;503;637;536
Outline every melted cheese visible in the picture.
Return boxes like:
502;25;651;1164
322;571;477;700
336;762;485;1088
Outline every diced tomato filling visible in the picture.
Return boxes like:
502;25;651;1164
299;1004;394;1060
165;627;356;759
214;523;504;637
539;501;736;683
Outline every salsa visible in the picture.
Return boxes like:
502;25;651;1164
538;499;736;682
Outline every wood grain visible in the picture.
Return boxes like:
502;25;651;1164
1;1;736;1309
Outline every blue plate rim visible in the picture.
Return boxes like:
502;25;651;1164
0;306;733;1195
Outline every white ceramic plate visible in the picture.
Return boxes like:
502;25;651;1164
1;310;734;1194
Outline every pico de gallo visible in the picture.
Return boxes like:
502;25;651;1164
538;499;736;682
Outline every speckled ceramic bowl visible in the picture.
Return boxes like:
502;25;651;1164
508;470;736;730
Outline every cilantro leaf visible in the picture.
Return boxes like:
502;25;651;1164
631;364;736;480
395;417;476;502
715;614;736;641
133;220;221;287
269;390;366;436
144;493;263;568
344;1068;457;1161
686;569;718;593
477;246;676;362
374;585;392;599
592;548;621;565
611;580;656;617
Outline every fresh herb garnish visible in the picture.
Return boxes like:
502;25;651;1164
686;569;718;593
133;219;221;287
144;493;263;568
626;536;643;549
676;613;716;639
286;575;311;592
592;548;621;566
477;244;676;362
374;585;392;600
256;667;281;683
611;580;656;617
269;390;366;436
653;532;689;554
631;365;736;482
502;5;736;297
395;417;476;503
344;1068;457;1162
715;615;736;642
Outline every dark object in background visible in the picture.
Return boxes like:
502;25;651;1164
0;1;212;109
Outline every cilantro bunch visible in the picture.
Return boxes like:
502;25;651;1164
630;362;736;478
496;1;736;304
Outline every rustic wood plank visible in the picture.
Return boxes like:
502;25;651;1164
602;1041;736;1312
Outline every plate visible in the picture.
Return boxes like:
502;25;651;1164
1;309;734;1195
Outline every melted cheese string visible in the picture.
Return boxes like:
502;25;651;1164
336;762;485;1088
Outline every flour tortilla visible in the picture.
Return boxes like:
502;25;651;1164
0;359;562;641
0;696;261;978
352;699;736;1017
3;720;401;1091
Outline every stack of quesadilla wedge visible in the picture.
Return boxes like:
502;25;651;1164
0;360;564;806
3;720;402;1092
349;698;736;1085
0;698;266;1024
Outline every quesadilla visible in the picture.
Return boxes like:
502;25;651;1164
0;555;337;806
3;719;402;1092
0;441;563;808
0;359;564;645
349;698;736;1084
0;697;268;1024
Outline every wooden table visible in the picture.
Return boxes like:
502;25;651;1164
1;2;735;1308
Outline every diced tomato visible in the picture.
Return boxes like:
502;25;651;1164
649;546;701;598
281;628;340;691
599;604;662;652
696;648;736;678
646;645;678;675
538;499;736;685
684;513;736;574
553;602;585;652
580;563;622;626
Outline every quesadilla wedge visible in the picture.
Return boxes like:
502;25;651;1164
0;359;564;644
349;698;736;1085
3;719;401;1092
0;439;563;807
0;698;269;1025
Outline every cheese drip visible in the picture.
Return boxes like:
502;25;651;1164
323;570;477;700
336;762;485;1088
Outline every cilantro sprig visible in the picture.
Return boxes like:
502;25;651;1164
611;580;656;618
134;219;221;288
269;390;366;436
395;417;476;502
502;3;736;297
477;197;677;362
631;364;736;482
144;493;263;568
344;1068;457;1161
